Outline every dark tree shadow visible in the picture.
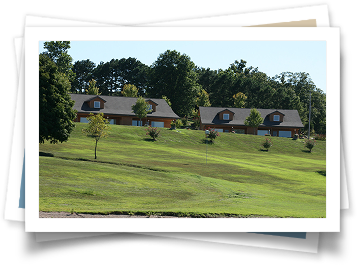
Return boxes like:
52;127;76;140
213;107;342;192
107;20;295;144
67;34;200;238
39;152;54;157
143;138;156;142
259;149;269;152
316;170;326;177
301;150;312;153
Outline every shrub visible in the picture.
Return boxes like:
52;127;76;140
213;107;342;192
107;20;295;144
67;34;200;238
181;116;188;127
262;138;272;151
206;127;220;142
305;139;316;152
293;134;299;140
175;119;183;128
265;134;271;136
170;120;176;129
145;126;161;141
314;134;326;141
192;116;200;129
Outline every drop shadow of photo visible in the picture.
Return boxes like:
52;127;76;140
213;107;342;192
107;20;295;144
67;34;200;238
316;170;326;177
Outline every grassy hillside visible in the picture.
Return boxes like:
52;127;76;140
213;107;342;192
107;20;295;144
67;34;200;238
39;123;326;217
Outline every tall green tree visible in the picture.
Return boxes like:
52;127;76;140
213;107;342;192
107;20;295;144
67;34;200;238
148;50;201;117
82;113;110;159
244;108;263;135
72;59;96;93
39;53;77;144
131;96;150;126
42;41;75;82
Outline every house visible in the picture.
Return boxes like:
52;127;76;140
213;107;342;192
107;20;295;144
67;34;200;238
199;106;304;137
70;94;180;128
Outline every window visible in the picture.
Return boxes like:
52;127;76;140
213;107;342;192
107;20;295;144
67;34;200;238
107;119;116;125
80;117;89;123
151;121;164;128
132;120;142;126
146;104;153;111
258;130;270;136
273;115;280;121
94;101;100;108
213;128;223;132
223;113;230;120
279;131;291;138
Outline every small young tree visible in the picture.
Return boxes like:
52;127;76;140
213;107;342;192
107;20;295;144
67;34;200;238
206;127;220;143
131;96;150;126
305;139;316;153
145;126;161;141
244;108;263;135
262;138;273;151
82;113;110;159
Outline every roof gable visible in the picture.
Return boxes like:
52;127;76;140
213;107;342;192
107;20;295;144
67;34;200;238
84;95;107;103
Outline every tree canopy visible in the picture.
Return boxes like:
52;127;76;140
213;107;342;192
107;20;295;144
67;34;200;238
39;53;77;144
121;84;138;97
131;96;150;124
244;108;263;135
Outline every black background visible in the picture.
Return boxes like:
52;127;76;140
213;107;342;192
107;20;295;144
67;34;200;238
0;1;356;258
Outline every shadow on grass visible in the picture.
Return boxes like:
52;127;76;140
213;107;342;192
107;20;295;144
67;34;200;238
143;138;156;142
316;170;326;177
39;151;54;157
259;149;269;152
301;150;312;153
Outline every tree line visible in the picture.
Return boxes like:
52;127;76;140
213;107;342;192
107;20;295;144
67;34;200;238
40;41;326;145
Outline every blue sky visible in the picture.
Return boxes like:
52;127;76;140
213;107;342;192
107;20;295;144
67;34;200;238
39;41;326;93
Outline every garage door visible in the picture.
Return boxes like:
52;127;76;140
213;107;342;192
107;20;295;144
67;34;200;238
258;130;269;136
151;121;164;127
279;131;292;138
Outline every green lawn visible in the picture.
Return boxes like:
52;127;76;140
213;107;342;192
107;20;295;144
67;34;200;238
39;123;326;217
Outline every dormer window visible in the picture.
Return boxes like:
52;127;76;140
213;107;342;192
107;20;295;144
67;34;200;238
273;115;280;121
146;100;157;112
223;113;230;120
94;101;100;108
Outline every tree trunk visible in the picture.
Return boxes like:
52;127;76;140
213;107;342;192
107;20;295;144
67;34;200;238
95;139;98;159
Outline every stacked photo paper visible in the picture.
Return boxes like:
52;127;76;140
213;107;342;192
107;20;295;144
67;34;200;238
5;5;345;254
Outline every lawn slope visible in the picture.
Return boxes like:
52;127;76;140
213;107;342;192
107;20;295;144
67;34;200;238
39;124;326;217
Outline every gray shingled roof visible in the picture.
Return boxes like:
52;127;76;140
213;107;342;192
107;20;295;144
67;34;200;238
70;94;180;119
199;107;304;128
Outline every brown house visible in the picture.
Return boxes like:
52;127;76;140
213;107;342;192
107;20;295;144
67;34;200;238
70;94;180;128
199;107;304;137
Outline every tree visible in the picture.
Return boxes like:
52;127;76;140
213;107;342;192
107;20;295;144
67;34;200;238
82;113;110;159
121;84;138;97
72;59;96;93
42;41;75;82
85;79;101;95
148;50;201;117
244;108;263;135
233;92;247;108
131;96;150;126
39;53;77;144
162;95;172;107
196;89;211;107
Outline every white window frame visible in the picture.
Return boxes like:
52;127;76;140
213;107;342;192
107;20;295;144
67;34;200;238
273;115;280;121
94;101;101;108
223;113;230;120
